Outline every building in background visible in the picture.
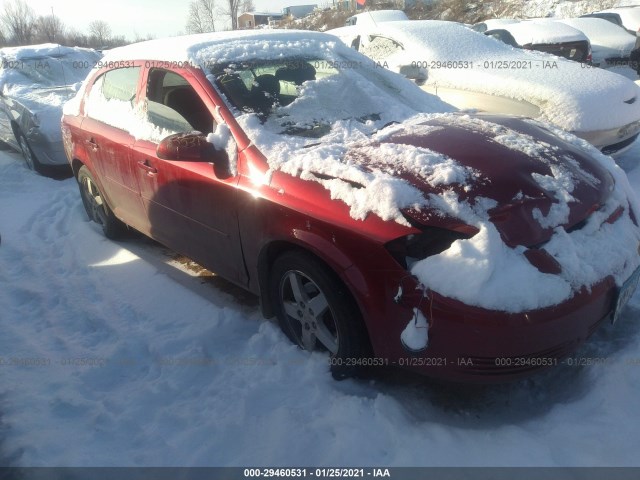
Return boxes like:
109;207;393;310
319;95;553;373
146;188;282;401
283;5;318;18
237;12;284;29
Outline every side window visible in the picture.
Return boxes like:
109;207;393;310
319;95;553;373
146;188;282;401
146;69;214;135
360;36;403;61
102;67;140;101
485;30;520;48
85;66;141;129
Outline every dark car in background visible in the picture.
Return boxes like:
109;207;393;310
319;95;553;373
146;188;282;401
0;43;100;173
483;20;592;62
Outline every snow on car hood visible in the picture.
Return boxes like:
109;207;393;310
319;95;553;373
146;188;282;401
351;21;640;133
240;105;640;312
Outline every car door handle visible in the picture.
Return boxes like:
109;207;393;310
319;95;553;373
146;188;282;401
137;160;158;175
87;138;99;151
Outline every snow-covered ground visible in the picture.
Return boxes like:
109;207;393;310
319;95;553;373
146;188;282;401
1;138;640;467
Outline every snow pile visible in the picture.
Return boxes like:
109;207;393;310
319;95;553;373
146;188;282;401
407;116;640;312
333;20;640;133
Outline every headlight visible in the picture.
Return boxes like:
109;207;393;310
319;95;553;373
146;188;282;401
385;226;473;270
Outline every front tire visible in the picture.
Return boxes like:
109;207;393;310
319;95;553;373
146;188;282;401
77;165;125;239
269;251;370;379
17;132;42;173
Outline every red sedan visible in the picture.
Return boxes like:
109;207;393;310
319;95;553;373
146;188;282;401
62;30;640;382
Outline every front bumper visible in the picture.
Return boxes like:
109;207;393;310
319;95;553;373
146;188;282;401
575;121;640;157
374;273;618;383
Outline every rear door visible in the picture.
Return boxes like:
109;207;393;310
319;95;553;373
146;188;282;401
131;68;246;285
80;66;147;228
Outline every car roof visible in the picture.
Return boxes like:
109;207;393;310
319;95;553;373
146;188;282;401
101;30;344;66
555;17;635;41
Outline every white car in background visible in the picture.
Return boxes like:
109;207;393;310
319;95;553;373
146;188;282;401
345;9;407;26
329;20;640;157
553;17;636;67
0;43;101;173
582;6;640;34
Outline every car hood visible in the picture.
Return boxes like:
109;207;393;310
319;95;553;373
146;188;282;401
343;114;613;247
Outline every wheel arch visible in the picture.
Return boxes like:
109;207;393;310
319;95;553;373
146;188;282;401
256;236;373;346
70;157;86;178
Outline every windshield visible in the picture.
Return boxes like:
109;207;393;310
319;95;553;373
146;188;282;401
211;55;431;138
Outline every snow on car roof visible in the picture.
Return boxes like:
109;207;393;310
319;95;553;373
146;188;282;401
597;6;640;30
480;18;521;29
495;20;589;45
102;30;347;66
348;20;640;133
348;9;408;25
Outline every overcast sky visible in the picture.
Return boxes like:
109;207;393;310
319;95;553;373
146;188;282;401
23;0;325;41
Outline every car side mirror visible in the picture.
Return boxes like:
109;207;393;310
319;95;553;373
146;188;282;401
156;132;218;161
157;132;231;178
398;64;427;86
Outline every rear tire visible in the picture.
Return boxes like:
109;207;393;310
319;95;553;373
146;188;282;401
77;165;125;239
269;250;371;379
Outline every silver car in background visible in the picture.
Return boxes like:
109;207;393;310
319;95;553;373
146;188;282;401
0;44;100;173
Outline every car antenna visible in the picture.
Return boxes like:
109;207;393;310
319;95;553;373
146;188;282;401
52;7;69;87
363;2;379;27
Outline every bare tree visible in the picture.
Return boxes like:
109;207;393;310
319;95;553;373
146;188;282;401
1;0;37;45
88;19;111;47
240;0;255;13
186;0;217;33
224;0;241;30
65;27;89;47
35;14;65;43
